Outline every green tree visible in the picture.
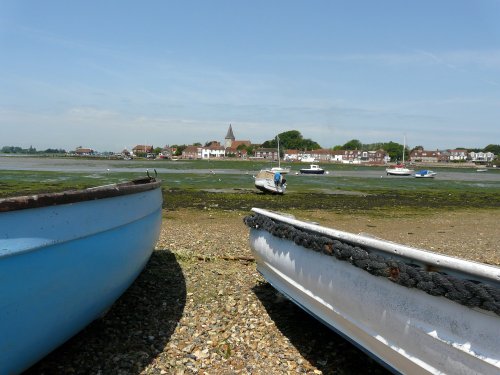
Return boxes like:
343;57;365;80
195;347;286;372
484;144;500;155
342;139;362;150
261;130;321;153
172;144;187;156
382;141;406;162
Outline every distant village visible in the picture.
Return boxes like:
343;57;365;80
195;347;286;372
109;125;497;165
2;124;497;165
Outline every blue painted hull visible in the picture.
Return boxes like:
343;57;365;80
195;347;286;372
0;180;163;374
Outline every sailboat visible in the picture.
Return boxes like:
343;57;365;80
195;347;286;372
269;135;290;174
386;136;414;176
254;135;289;194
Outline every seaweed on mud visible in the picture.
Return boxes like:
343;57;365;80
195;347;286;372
163;189;500;212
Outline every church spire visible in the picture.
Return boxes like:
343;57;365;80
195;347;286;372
225;124;235;148
225;124;235;141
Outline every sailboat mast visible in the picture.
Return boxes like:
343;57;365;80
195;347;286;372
276;135;281;168
403;135;406;164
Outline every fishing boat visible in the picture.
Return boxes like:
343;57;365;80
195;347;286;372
414;169;437;178
0;176;163;375
254;169;286;194
386;136;414;176
299;164;325;175
245;208;500;374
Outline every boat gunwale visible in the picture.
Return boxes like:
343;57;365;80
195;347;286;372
0;177;162;213
250;208;500;286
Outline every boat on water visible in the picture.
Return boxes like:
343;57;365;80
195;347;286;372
414;169;437;178
0;176;163;375
254;169;286;194
477;168;488;172
245;208;500;374
299;164;325;175
386;136;414;176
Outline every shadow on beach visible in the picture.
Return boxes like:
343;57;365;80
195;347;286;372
24;250;186;374
252;282;390;375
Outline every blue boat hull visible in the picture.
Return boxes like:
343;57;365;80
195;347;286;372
0;181;162;374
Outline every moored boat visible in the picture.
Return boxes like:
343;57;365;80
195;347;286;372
245;208;500;374
299;164;325;175
0;176;163;375
386;136;414;176
386;163;414;176
414;169;437;178
254;169;286;194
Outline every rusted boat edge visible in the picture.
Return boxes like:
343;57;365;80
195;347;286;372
0;177;162;213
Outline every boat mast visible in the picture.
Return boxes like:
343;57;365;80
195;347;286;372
402;135;406;164
276;135;281;168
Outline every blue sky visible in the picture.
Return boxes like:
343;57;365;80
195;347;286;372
1;1;499;152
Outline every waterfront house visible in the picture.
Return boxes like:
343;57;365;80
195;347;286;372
469;151;495;163
132;145;153;156
182;145;201;159
449;149;468;162
284;149;300;161
254;148;278;160
75;147;94;156
410;148;442;163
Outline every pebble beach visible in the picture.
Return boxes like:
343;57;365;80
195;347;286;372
26;207;500;374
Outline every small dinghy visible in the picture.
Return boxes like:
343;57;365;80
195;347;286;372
414;169;437;178
0;176;163;375
245;208;500;374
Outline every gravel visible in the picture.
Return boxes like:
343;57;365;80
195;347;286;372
26;208;500;374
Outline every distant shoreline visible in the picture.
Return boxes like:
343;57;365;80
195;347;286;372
0;153;496;170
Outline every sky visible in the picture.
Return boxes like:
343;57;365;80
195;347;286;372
1;1;499;152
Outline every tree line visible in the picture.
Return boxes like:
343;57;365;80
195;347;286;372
1;146;66;154
3;130;498;161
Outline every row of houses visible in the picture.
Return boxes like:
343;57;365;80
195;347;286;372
74;144;495;164
409;148;495;163
178;146;496;164
72;125;496;163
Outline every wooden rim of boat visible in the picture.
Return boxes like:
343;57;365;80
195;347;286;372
0;177;161;213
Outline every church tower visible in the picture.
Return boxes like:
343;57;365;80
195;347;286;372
225;124;235;148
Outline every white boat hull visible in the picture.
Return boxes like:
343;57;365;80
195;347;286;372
247;208;500;374
254;170;286;194
386;168;413;176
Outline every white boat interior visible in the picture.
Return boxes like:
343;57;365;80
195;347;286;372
254;170;286;194
246;208;500;374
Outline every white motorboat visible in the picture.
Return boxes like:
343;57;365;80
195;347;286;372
245;208;500;374
299;164;325;175
254;170;286;194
